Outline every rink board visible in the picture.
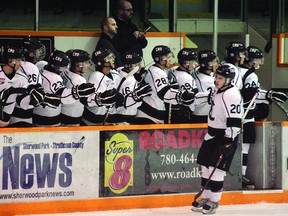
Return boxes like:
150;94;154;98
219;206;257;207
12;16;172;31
0;123;287;215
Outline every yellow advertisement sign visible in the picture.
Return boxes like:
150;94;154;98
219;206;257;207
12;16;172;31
104;133;134;194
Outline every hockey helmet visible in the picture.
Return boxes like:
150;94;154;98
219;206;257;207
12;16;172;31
3;46;24;64
48;50;70;73
216;64;235;85
177;48;198;71
151;45;173;62
22;36;46;63
226;42;245;57
245;46;264;69
68;49;91;71
92;48;115;68
198;50;218;68
246;46;264;59
177;48;197;63
124;50;142;66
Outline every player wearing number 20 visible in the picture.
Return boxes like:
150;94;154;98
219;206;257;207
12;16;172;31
192;64;243;214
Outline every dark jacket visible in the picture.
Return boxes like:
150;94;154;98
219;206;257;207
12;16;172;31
96;33;123;68
112;16;148;60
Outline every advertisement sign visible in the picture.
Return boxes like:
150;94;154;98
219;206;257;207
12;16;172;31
0;130;99;203
100;128;241;197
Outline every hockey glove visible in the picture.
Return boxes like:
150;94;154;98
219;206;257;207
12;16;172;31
27;83;43;94
115;92;124;107
72;83;95;100
218;137;235;157
0;87;15;104
132;82;152;102
29;87;45;106
134;67;147;82
42;94;61;109
266;90;288;104
176;90;195;106
95;89;117;107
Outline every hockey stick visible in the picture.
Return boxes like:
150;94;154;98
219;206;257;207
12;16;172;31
242;92;258;122
102;65;140;125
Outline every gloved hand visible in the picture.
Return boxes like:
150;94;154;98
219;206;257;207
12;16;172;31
95;89;118;107
42;94;61;109
0;88;13;104
176;90;195;105
266;90;288;104
29;87;45;106
27;83;43;94
115;92;124;107
72;83;95;100
218;137;235;157
132;82;152;102
134;67;147;82
241;87;258;106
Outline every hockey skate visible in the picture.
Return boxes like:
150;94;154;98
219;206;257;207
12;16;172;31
202;200;219;214
242;175;255;189
191;198;209;212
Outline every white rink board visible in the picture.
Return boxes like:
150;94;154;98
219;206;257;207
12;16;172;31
0;130;100;203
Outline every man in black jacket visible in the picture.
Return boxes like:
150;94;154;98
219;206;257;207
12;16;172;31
96;17;123;68
112;0;148;62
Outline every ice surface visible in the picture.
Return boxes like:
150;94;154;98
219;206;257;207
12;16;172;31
18;203;288;216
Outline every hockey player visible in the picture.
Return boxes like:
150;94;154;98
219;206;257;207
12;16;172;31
191;50;218;123
192;64;243;214
60;49;92;126
115;50;152;124
33;50;96;127
0;46;47;127
81;48;123;125
239;45;288;189
222;41;246;89
168;48;198;123
135;45;195;124
9;37;50;127
61;49;118;126
22;36;46;64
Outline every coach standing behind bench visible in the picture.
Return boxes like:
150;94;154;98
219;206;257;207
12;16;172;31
112;0;148;62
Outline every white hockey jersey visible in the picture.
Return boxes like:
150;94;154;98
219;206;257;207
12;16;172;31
0;66;31;127
205;85;243;141
135;64;179;124
33;68;78;127
238;66;269;122
168;66;197;91
115;68;143;124
192;66;215;116
35;60;48;74
60;70;88;126
81;69;121;125
9;61;43;126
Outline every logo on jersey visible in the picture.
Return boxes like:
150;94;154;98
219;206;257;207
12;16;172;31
0;78;5;85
